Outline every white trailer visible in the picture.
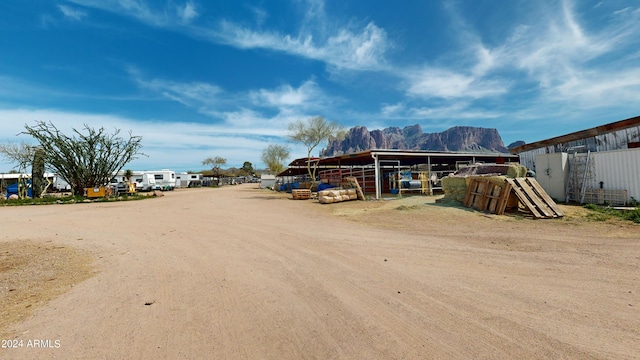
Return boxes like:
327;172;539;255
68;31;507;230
133;173;158;191
144;169;176;190
111;169;176;191
175;173;203;188
52;175;71;192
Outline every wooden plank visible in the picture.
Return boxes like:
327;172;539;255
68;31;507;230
525;178;564;217
495;181;512;215
463;179;475;206
506;178;545;218
478;180;493;211
515;178;554;218
472;180;486;209
465;179;483;207
506;178;566;219
487;185;502;213
345;177;366;201
462;178;509;214
522;178;561;218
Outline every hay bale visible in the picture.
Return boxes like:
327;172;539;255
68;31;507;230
319;195;334;204
506;164;528;178
319;190;340;198
441;176;469;202
341;195;351;202
442;174;512;203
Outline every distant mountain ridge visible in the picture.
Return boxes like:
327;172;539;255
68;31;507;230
323;124;512;156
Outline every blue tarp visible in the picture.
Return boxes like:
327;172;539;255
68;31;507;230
280;182;299;193
6;182;32;198
316;183;336;191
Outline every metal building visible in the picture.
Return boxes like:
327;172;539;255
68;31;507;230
510;115;640;204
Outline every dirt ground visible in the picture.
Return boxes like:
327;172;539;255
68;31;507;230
0;184;638;359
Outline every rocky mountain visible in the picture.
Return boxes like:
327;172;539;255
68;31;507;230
323;124;511;156
507;140;526;149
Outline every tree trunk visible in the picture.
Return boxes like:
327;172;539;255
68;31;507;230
31;147;46;198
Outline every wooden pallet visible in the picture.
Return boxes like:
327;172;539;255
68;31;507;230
344;177;366;200
505;178;564;219
291;189;312;200
463;178;512;215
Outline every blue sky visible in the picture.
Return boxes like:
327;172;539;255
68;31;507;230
1;0;639;172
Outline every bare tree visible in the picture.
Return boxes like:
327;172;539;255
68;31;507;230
21;121;144;196
0;142;37;172
261;144;289;175
287;116;342;181
0;142;39;198
202;156;227;178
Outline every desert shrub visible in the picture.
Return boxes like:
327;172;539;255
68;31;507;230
622;208;640;223
582;203;640;223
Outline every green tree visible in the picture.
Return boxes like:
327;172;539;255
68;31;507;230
287;116;342;181
124;169;134;183
240;161;255;176
202;156;226;177
261;144;289;175
21;121;144;196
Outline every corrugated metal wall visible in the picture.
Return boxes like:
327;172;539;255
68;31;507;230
517;124;640;171
590;148;640;202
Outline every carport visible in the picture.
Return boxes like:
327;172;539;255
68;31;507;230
279;149;519;199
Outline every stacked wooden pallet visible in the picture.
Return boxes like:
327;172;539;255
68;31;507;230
506;178;564;219
463;177;564;219
291;189;312;200
463;177;512;215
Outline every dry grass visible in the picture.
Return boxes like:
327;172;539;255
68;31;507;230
0;241;95;335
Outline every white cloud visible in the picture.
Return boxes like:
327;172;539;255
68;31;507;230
178;2;198;24
378;100;502;122
129;68;330;130
69;0;390;72
405;67;507;99
142;79;221;106
400;0;640;110
58;5;88;21
488;1;640;88
68;0;171;26
0;108;294;171
380;103;404;116
552;67;640;106
250;80;323;109
212;20;389;71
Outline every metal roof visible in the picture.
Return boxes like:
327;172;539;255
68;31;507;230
510;115;640;154
278;149;518;176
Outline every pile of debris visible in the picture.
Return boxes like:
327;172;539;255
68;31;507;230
441;163;563;219
441;163;527;202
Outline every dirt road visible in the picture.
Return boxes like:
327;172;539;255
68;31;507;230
1;184;639;359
